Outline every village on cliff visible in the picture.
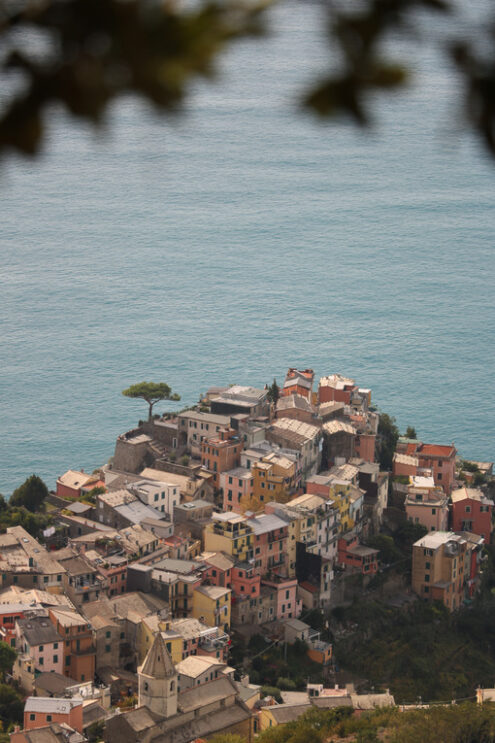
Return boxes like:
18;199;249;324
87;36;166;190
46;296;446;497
2;369;494;743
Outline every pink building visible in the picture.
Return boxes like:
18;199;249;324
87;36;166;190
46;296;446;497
405;480;449;532
262;577;300;621
16;615;64;675
393;452;419;479
245;513;289;577
199;552;234;589
451;488;494;542
219;467;253;513
396;442;457;495
231;563;260;599
337;534;378;575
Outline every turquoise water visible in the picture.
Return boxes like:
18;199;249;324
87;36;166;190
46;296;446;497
1;1;494;494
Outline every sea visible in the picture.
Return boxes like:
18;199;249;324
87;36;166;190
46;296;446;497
1;0;494;495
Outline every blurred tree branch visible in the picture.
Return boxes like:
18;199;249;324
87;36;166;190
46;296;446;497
0;0;494;159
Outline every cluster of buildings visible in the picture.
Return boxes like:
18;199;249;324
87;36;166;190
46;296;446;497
3;368;493;743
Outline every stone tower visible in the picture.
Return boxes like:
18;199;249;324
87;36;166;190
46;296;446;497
138;633;177;718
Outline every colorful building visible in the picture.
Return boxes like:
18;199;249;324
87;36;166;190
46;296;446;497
246;513;289;577
201;428;243;489
192;585;231;633
337;534;378;575
219;467;253;512
411;531;481;610
451;488;494;542
204;512;254;562
48;607;95;683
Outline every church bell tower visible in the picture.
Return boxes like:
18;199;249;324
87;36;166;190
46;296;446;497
138;633;178;718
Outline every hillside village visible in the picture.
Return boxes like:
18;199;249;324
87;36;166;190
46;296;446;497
1;368;494;743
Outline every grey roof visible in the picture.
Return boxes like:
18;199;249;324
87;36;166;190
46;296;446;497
179;675;239;713
25;697;83;713
153;558;204;575
246;513;288;535
114;500;165;524
140;633;176;679
17;616;62;646
34;672;79;695
268;703;312;723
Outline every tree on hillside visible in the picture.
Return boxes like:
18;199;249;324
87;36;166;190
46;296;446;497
0;642;16;680
10;475;48;513
377;413;400;471
1;0;495;160
122;382;180;421
266;379;280;405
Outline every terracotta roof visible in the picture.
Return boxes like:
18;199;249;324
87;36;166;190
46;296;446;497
419;444;456;458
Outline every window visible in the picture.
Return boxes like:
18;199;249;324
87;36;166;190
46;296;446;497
30;714;35;721
425;562;430;569
105;644;111;653
66;656;71;666
437;473;442;480
47;715;52;722
53;654;58;663
39;645;44;652
465;505;471;513
285;590;290;599
424;574;430;582
106;630;111;638
43;576;48;583
39;657;44;665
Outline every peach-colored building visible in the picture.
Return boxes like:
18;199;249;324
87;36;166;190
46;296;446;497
412;531;476;611
246;513;289;577
49;607;95;683
201;429;243;489
354;432;376;463
16;615;64;676
219;467;253;512
405;477;449;532
23;697;83;733
262;577;300;621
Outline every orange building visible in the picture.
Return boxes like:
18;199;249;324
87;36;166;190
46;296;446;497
280;368;314;400
48;607;95;683
22;697;83;733
396;441;457;495
318;374;356;405
201;428;243;489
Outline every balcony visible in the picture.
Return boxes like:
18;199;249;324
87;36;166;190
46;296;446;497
199;632;229;652
72;644;96;656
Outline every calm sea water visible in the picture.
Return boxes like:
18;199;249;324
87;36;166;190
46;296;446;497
1;1;494;495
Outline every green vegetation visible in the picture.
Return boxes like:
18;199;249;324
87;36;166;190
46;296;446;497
180;455;190;467
122;381;180;421
0;642;16;680
332;578;495;704
405;426;417;440
377;413;399;471
10;474;48;512
247;635;324;691
217;702;495;743
0;494;53;539
266;379;280;405
0;684;24;729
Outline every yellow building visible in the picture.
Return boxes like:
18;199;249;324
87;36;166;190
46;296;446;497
138;614;173;663
251;453;297;507
328;483;354;532
204;513;253;562
192;585;231;633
